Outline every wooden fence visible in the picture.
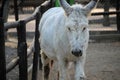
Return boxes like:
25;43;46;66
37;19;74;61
0;0;53;80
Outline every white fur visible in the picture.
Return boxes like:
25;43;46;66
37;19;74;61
39;0;97;80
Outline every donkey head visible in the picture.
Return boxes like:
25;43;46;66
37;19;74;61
60;0;98;57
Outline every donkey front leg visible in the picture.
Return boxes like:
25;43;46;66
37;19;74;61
74;57;86;80
58;59;69;80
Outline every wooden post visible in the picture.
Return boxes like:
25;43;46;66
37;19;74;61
0;0;6;79
0;18;6;80
116;0;120;32
17;21;28;80
31;12;41;80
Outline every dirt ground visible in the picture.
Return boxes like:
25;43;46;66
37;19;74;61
85;41;120;80
45;41;120;80
6;39;120;80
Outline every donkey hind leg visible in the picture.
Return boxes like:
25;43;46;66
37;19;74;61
41;51;50;80
44;64;50;80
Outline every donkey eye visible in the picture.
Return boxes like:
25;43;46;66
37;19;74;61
68;27;71;31
82;27;86;32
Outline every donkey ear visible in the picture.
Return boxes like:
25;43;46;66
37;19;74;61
84;0;99;13
59;0;73;16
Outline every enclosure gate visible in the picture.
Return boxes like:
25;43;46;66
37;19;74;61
0;0;53;80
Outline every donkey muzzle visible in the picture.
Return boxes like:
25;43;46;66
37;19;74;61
72;50;82;57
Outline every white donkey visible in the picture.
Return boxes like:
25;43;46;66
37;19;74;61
39;0;98;80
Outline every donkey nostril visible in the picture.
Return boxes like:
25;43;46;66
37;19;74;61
72;50;82;57
71;51;74;54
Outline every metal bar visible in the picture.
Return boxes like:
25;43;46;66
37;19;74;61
0;1;8;79
31;12;41;80
116;0;120;32
17;21;28;80
14;0;19;21
0;18;6;80
0;0;6;17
